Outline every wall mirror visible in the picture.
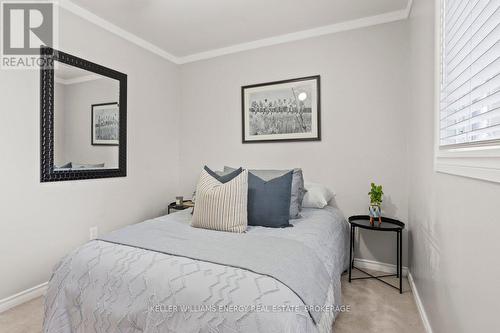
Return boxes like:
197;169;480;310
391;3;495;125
40;47;127;182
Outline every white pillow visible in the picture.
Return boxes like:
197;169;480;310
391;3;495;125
301;182;335;208
192;169;248;233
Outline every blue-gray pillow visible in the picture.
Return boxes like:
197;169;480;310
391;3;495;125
248;171;293;228
225;166;305;219
204;166;242;183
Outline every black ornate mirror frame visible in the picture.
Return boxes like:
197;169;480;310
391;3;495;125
40;47;127;182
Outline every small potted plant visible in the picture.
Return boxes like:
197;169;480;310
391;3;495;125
368;183;383;226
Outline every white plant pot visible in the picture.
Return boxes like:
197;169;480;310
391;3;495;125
369;204;381;218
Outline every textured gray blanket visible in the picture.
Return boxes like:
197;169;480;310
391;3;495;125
98;213;330;324
44;207;349;333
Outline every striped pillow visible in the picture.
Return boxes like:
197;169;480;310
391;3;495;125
191;169;248;233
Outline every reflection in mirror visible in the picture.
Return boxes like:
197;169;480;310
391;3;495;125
53;63;120;171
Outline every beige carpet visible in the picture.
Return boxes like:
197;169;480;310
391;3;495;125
334;270;425;332
0;270;425;333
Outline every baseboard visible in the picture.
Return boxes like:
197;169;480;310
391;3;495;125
408;272;433;333
353;258;408;276
0;282;48;314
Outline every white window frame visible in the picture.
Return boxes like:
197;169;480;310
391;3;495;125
434;0;500;183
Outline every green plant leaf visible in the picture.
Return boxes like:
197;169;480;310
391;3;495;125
368;182;384;205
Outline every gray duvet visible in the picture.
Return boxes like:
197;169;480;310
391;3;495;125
44;207;349;333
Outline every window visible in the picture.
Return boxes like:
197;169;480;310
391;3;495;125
436;0;500;182
440;0;500;147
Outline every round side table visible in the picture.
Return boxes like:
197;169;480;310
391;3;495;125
167;200;193;214
348;215;405;293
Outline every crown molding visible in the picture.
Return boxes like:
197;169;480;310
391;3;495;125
55;73;102;85
62;0;412;65
58;1;181;64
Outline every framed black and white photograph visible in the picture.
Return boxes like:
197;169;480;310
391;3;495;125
91;102;119;146
242;75;320;143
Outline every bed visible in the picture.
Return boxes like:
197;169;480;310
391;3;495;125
43;206;349;333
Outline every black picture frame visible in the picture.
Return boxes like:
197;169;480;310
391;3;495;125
40;46;127;182
241;75;321;143
91;102;119;146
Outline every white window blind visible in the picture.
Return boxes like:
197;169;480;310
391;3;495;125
440;0;500;147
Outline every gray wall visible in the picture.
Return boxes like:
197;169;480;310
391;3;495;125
0;8;180;299
54;82;66;166
179;21;411;266
62;78;119;168
408;0;500;332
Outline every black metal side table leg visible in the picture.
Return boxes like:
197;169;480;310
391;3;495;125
399;230;403;294
348;225;353;282
351;226;355;269
396;231;399;278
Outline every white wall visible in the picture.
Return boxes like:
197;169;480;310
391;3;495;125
179;21;410;266
0;8;180;299
408;0;500;332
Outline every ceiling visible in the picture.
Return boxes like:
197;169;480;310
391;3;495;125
68;0;408;59
54;63;105;85
55;62;90;80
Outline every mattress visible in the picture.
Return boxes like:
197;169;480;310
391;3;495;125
43;206;349;333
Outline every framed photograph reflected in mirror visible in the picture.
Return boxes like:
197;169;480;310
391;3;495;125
91;102;119;146
241;75;321;143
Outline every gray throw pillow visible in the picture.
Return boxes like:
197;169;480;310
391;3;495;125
214;169;229;176
248;171;293;228
55;162;72;169
225;166;305;219
204;166;243;183
72;163;105;169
